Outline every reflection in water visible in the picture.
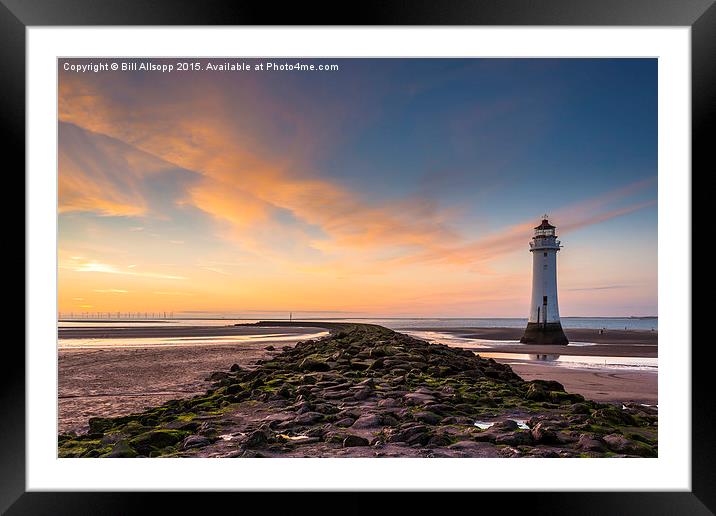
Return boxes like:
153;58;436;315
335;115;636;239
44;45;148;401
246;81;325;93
529;354;560;362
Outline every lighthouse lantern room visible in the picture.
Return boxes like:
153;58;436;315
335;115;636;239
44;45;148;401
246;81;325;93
520;216;569;345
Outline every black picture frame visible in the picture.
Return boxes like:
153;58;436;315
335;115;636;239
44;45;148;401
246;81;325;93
4;0;709;513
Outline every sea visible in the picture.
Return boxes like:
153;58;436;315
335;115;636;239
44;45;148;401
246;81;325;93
58;316;658;331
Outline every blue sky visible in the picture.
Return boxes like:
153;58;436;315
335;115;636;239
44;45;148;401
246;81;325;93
58;58;657;317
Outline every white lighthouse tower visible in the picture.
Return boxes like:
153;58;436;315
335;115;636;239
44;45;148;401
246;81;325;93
520;216;569;345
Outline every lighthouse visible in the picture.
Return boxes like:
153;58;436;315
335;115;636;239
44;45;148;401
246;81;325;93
520;216;569;345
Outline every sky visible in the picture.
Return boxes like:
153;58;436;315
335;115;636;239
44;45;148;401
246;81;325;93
58;58;657;318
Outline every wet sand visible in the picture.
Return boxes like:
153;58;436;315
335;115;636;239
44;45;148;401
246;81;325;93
407;327;657;405
506;362;657;404
58;324;657;434
58;325;318;340
58;336;309;434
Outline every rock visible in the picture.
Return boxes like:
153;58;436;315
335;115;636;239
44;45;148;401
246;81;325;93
265;345;275;351
414;411;441;425
493;420;519;431
343;435;370;447
356;378;375;388
576;433;606;452
447;441;499;457
531;379;565;392
440;416;474;425
244;429;270;449
530;422;560;444
527;448;560;458
207;371;230;382
197;422;218;437
381;414;400;427
335;418;355;427
404;392;436;406
129;429;188;455
602;434;656;457
570;403;592;415
293;412;324;425
427;433;453;447
100;432;128;446
352;388;371;401
181;435;211;450
590;406;638;426
351;414;384;429
349;360;372;371
525;383;549;402
88;417;115;434
299;358;331;372
388;424;429;444
229;363;242;372
104;440;139;458
494;430;533;446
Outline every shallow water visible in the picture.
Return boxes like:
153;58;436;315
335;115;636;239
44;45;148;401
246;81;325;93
58;316;658;331
407;330;600;347
475;419;530;430
58;330;329;349
406;331;657;372
476;351;657;371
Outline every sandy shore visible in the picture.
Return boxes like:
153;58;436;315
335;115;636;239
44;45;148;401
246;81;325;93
59;335;310;433
59;323;659;459
58;325;320;340
404;327;657;405
58;324;657;433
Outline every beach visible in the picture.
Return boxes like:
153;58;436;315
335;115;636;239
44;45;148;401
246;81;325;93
58;323;656;434
403;327;657;405
58;322;658;458
58;326;328;433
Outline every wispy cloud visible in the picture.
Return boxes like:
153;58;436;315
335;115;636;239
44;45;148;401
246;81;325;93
566;285;630;292
390;179;656;268
62;257;187;280
92;289;130;293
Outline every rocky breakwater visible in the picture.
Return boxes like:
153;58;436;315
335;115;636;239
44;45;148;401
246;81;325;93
58;323;658;458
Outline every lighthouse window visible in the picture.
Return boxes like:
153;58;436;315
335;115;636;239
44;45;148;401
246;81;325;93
543;296;548;304
544;252;547;257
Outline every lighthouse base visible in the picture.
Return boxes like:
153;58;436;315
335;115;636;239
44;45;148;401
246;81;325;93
520;322;569;345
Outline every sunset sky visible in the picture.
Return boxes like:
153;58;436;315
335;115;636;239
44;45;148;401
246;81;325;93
58;58;657;318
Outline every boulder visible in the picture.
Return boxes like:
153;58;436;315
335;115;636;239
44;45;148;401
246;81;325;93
129;429;188;455
181;435;211;450
244;429;270;449
576;433;606;452
495;430;533;446
293;412;324;426
299;358;331;372
351;414;384;429
414;411;442;425
603;434;656;457
530;422;560;444
343;435;370;447
104;440;139;458
525;383;549;402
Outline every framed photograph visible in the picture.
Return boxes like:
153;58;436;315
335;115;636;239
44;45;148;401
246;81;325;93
6;0;710;512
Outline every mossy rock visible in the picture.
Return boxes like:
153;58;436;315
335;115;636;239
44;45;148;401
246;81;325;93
102;440;140;458
299;357;331;372
129;429;189;455
590;406;637;427
525;383;549;402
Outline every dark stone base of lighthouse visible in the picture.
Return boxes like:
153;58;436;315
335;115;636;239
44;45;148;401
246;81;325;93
520;322;569;345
